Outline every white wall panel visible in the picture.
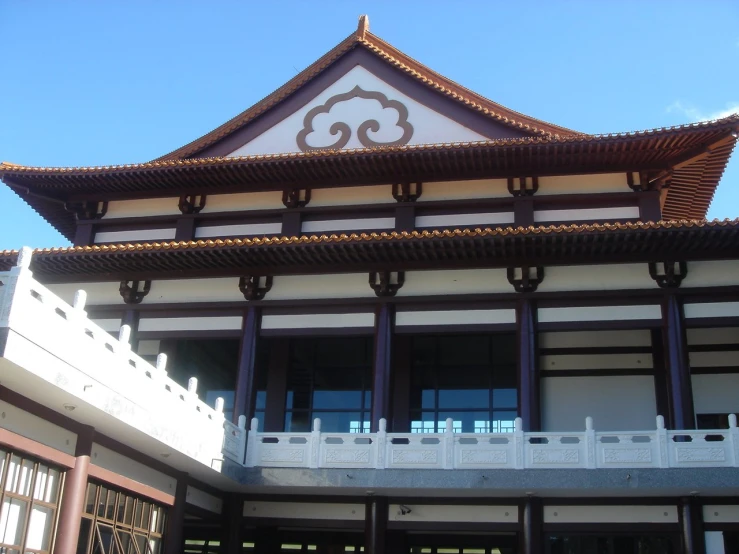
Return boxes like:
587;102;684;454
534;206;639;223
47;282;122;306
396;309;516;327
537;173;629;196
704;505;739;523
91;319;122;333
538;264;654;293
538;305;661;323
539;330;652;349
0;400;77;456
138;316;243;332
693;374;739;415
137;340;161;356
388;504;517;523
541;353;652;371
542;375;657;431
143;278;243;304
689;351;738;368
420;179;509;201
309;185;394;207
194;223;281;238
685;302;739;320
543;505;677;523
104;198;180;219
688;327;739;346
705;531;726;554
200;191;283;213
94;229;176;244
681;261;739;288
416;211;514;228
302;217;394;233
267;274;373;300
186;486;222;514
261;313;374;330
91;443;176;494
399;269;510;296
243;501;364;520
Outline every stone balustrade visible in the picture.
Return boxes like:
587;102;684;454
0;249;235;470
243;415;739;470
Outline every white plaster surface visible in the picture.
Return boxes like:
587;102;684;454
681;261;739;288
534;206;639;223
103;198;180;219
47;282;121;306
399;269;510;296
309;185;394;207
0;400;77;456
685;302;739;320
388;504;517;523
396;309;516;327
243;501;365;520
261;312;374;330
688;327;739;345
693;374;739;415
194;223;282;238
302;217;394;233
419;179;509;201
539;330;651;349
200;191;283;213
536;264;655;293
542;375;657;431
138;316;243;332
228;66;487;156
91;443;176;494
541;353;652;371
704;505;739;523
267;274;373;300
94;228;177;244
537;173;629;196
186;486;223;514
543;505;677;523
416;211;514;228
143;278;243;304
538;305;661;323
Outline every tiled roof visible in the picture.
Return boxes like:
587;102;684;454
2;219;738;281
154;19;581;161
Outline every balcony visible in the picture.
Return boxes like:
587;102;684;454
0;248;244;473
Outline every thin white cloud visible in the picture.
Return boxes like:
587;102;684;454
667;100;739;122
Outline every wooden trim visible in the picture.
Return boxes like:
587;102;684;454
514;197;534;227
74;223;95;246
281;211;302;237
0;427;75;468
175;217;196;241
542;523;680;532
87;464;175;506
540;369;656;378
690;367;739;375
137;330;242;340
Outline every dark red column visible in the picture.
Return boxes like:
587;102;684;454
121;309;140;354
680;497;706;554
233;306;261;424
222;494;245;554
520;496;543;554
163;474;187;554
391;335;412;432
638;190;662;222
517;299;540;431
264;338;289;432
53;426;94;554
371;304;394;432
364;497;388;554
662;295;695;430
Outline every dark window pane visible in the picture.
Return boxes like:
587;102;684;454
77;518;93;554
438;411;490;433
493;388;518;409
85;483;98;515
312;412;368;434
438;389;488;409
255;391;267;410
437;336;490;366
313;391;363;410
285;412;311;432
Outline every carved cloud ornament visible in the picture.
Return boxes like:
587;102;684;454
296;86;414;151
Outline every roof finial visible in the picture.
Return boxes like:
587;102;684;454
357;14;369;40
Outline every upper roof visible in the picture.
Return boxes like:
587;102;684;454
155;15;582;160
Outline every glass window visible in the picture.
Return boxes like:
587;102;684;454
284;337;373;433
77;483;166;554
0;449;63;554
547;534;677;554
409;334;517;433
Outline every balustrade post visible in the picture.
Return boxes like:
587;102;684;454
376;418;387;469
514;417;525;469
187;377;199;402
443;418;455;469
729;414;739;467
1;246;34;327
245;418;259;467
585;416;596;469
656;415;669;468
310;418;321;468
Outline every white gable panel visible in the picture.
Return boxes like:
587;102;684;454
228;66;487;157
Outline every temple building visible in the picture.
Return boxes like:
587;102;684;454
2;14;739;554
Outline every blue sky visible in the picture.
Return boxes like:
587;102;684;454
1;1;737;250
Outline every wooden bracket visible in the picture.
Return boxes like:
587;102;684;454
369;271;405;297
649;261;688;289
392;182;422;202
119;280;151;305
507;266;545;293
507;177;539;197
239;275;274;301
178;194;206;215
64;201;108;220
282;188;311;208
628;171;671;192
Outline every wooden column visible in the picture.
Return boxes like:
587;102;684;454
233;306;261;424
517;299;540;431
221;494;245;554
121;309;140;353
53;426;94;554
282;212;302;237
365;497;388;554
520;497;543;554
264;338;290;432
680;497;706;554
391;335;412;432
254;526;280;554
514;197;534;227
394;205;415;232
638;190;662;222
175;217;196;241
163;474;188;554
651;328;671;423
73;223;95;246
371;304;394;432
662;295;695;430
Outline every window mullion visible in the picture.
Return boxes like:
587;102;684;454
19;459;40;553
